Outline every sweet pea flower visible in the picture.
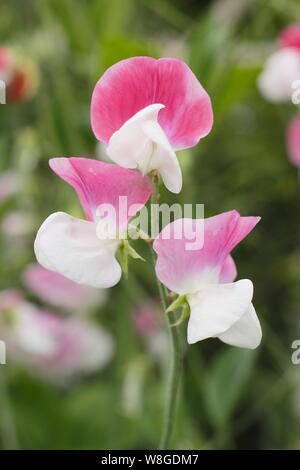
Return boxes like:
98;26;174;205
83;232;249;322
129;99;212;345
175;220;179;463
0;290;114;382
23;263;107;312
134;303;169;361
34;158;152;288
286;115;300;167
258;25;300;103
153;211;262;349
91;57;213;193
258;47;300;102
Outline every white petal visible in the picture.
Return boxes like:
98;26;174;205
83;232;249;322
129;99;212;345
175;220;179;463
106;104;182;193
34;212;121;288
187;279;253;345
218;302;262;349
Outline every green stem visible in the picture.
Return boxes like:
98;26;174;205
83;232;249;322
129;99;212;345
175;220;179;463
150;173;182;450
0;370;19;450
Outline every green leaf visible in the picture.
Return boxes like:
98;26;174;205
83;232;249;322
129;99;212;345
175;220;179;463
202;348;257;429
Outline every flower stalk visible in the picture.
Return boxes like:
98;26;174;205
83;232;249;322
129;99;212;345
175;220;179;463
150;173;183;450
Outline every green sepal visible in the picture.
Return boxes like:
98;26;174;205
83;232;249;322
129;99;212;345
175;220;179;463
117;242;129;278
170;303;190;327
166;294;187;313
117;240;145;277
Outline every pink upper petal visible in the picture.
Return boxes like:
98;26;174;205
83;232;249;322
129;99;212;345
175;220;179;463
49;157;152;226
153;211;260;295
91;56;213;151
279;24;300;50
286;115;300;167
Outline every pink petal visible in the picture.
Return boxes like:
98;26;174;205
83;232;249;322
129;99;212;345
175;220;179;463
153;211;260;295
219;255;237;283
286;115;300;167
279;24;300;50
91;56;213;150
49;157;152;226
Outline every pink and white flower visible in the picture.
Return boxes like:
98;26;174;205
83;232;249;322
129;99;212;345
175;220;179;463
153;210;262;349
0;290;114;382
23;263;107;311
258;48;300;102
91;57;213;193
286;115;300;167
34;158;152;288
258;25;300;103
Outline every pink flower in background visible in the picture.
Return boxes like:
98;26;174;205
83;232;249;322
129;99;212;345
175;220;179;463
0;290;114;383
23;263;107;311
0;47;13;83
286;115;300;167
134;303;168;361
0;171;20;204
258;24;300;103
279;24;300;50
91;57;213;193
0;289;24;311
134;305;160;336
154;210;262;349
0;46;38;102
34;157;152;288
257;48;300;103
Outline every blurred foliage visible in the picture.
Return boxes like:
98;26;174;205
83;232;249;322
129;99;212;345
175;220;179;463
1;0;300;450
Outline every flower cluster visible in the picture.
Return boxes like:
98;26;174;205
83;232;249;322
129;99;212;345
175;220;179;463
34;56;262;350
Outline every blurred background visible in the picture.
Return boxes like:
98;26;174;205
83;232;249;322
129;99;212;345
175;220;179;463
1;0;300;450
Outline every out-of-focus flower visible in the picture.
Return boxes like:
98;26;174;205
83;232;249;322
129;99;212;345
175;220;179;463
34;158;152;288
0;47;14;83
286;115;300;167
279;24;300;51
0;171;20;204
154;211;262;349
134;305;160;336
257;48;300;103
134;303;168;361
23;263;107;312
0;290;114;383
91;57;213;193
2;210;35;237
0;46;39;102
